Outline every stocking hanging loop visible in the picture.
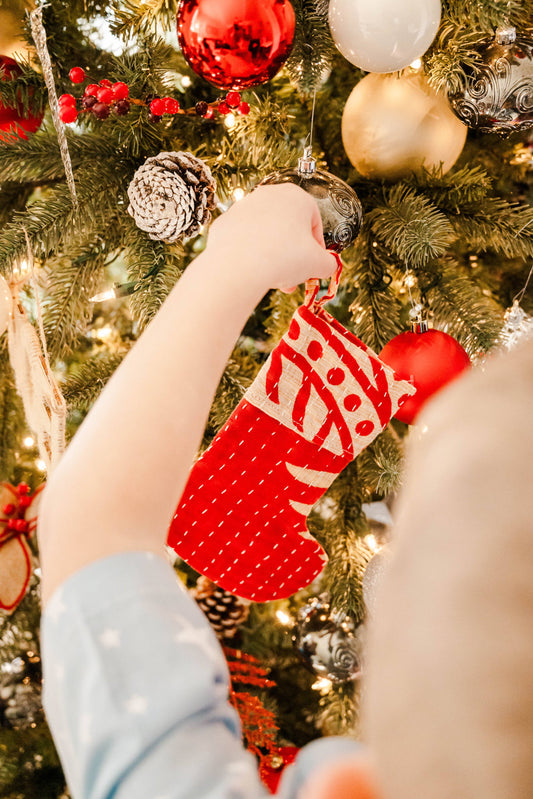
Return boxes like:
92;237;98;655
304;252;343;310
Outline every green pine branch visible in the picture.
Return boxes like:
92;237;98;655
0;347;26;482
62;352;127;413
368;185;456;269
286;0;337;95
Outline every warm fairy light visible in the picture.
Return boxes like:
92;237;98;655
95;325;113;340
224;113;237;130
232;187;245;202
364;534;380;553
405;273;416;288
181;75;192;87
410;58;422;70
312;677;333;693
276;610;291;625
23;436;35;448
36;459;47;472
13;259;30;278
90;288;117;302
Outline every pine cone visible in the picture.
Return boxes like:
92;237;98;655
127;151;217;243
194;576;250;641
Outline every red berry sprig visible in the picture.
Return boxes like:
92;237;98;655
59;68;252;125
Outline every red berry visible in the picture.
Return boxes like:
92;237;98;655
96;87;113;104
112;81;129;100
195;101;208;116
85;83;99;97
99;78;112;88
82;95;97;109
60;105;78;123
17;483;29;496
163;97;180;114
149;98;165;116
2;503;15;516
59;93;76;106
217;101;230;115
69;67;85;84
18;495;31;509
238;101;250;115
114;99;130;116
226;91;241;108
203;106;215;119
7;518;17;530
92;102;110;119
14;519;29;533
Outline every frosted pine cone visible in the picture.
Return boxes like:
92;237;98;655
127;151;217;243
194;576;250;641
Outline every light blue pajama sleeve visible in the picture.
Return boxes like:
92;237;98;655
41;551;361;799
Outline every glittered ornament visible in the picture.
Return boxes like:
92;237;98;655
362;548;390;617
0;651;43;730
0;273;11;336
0;55;43;142
177;0;295;90
293;595;363;683
379;323;471;425
127;151;217;243
449;26;533;135
496;301;533;351
342;71;467;180
260;148;363;253
329;0;441;73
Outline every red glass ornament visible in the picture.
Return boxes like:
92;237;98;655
379;329;471;425
177;0;295;90
0;56;44;142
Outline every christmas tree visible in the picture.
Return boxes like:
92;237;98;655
1;0;533;794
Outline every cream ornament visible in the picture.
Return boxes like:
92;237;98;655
342;71;467;180
329;0;441;73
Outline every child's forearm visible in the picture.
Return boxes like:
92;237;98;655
38;249;265;605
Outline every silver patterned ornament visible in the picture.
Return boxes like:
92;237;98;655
260;148;363;253
292;594;363;682
449;26;533;135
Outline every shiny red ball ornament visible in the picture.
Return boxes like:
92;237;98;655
379;329;471;425
0;56;44;142
177;0;296;90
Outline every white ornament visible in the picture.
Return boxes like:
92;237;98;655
0;274;11;336
497;301;533;351
329;0;441;73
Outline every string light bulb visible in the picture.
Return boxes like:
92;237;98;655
232;187;245;202
23;436;35;448
276;609;292;625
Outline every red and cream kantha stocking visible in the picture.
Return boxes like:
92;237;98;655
167;260;415;601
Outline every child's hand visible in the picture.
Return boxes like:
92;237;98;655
206;183;337;293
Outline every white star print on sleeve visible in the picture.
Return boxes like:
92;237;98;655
40;551;360;799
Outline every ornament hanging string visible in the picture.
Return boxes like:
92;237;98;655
513;262;533;305
29;7;78;209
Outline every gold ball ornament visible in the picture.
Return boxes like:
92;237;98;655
342;72;468;180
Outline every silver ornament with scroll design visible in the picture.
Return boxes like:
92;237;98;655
293;594;363;682
260;148;363;253
449;26;533;135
